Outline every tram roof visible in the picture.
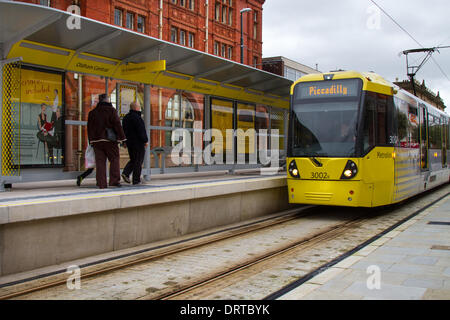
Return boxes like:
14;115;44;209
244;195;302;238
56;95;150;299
291;70;395;96
0;1;292;108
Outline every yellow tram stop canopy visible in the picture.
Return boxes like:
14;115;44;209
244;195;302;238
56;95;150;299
0;0;292;109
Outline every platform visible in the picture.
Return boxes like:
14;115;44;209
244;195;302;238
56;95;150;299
279;192;450;300
0;169;292;277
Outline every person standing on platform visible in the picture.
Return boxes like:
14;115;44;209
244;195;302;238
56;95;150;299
87;94;126;189
121;101;148;185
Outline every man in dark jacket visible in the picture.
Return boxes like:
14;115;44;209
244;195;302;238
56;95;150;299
121;101;148;185
87;94;126;189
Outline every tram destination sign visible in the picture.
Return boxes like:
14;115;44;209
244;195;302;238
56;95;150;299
295;79;360;100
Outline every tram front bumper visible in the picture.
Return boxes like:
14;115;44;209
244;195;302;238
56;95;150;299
287;179;374;207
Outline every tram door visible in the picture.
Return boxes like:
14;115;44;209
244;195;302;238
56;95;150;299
419;103;429;170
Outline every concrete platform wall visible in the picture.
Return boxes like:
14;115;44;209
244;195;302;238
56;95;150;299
0;177;292;276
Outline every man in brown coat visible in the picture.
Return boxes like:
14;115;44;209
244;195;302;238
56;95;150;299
87;94;126;189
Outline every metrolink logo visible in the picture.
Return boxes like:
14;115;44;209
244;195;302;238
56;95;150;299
170;122;280;175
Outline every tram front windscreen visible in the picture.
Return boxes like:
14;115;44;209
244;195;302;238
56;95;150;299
289;79;362;158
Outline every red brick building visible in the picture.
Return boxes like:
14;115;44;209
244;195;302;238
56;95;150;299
20;0;265;67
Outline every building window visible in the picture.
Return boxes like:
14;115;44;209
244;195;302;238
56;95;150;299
213;41;233;60
188;33;195;48
222;6;227;23
171;27;178;43
171;0;177;4
214;41;219;55
137;15;145;33
215;3;221;21
221;44;226;58
188;0;195;10
126;12;134;30
253;56;258;67
216;0;233;25
39;0;50;6
114;8;123;27
253;11;258;40
180;0;185;6
284;66;304;81
228;46;233;59
180;30;186;46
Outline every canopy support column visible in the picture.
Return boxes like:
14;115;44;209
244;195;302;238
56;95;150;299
0;51;4;192
144;84;151;181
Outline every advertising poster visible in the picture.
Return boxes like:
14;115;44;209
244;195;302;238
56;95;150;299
119;84;137;117
19;67;64;166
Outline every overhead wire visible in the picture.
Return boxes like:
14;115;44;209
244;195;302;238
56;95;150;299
369;0;450;82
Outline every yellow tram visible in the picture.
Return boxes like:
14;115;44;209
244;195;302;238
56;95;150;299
287;71;450;207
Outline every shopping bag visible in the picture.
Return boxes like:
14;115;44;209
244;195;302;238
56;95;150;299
85;145;96;169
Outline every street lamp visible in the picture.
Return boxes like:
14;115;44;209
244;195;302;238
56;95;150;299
240;8;252;64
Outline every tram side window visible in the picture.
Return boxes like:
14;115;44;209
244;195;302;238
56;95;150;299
376;94;388;145
429;115;442;149
408;105;419;148
442;117;448;149
436;116;442;148
395;98;409;148
447;121;450;150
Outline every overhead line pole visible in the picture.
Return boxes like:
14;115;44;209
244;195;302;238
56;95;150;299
402;46;449;96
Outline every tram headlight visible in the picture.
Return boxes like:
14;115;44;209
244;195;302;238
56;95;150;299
343;169;353;178
340;160;358;179
288;160;300;178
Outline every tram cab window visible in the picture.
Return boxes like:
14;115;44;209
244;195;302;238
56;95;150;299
362;93;376;153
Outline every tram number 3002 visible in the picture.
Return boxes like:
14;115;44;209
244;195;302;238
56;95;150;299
311;172;329;179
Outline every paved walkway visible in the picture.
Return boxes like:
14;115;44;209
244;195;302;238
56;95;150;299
279;194;450;300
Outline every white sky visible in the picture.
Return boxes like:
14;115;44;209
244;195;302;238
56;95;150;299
262;0;450;113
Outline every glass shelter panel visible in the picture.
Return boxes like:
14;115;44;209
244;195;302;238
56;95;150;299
149;87;204;169
211;98;233;156
270;108;285;156
237;103;255;156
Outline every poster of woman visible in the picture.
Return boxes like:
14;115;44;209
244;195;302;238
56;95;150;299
19;67;64;166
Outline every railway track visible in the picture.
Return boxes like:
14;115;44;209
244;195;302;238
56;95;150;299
0;206;313;299
1;184;449;300
163;186;450;300
155;215;371;300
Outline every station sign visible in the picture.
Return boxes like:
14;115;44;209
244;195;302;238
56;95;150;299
117;60;166;76
66;53;118;77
